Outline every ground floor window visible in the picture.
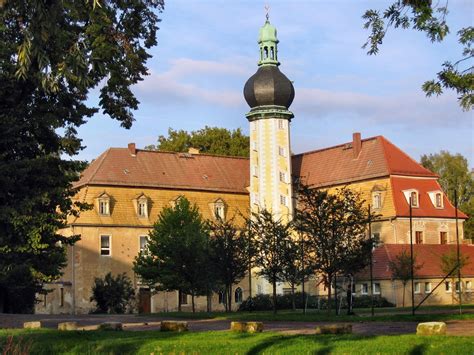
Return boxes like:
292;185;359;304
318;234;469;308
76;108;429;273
373;283;381;295
445;281;452;293
361;283;368;295
179;292;188;305
455;281;461;293
235;287;243;303
424;282;432;294
414;282;421;294
466;281;472;292
218;291;225;304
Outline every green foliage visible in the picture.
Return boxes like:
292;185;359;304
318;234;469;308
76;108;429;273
421;151;474;240
294;185;378;313
389;250;422;307
90;272;135;314
209;218;249;312
362;1;473;110
133;197;210;312
145;127;250;157
440;249;470;303
0;0;163;313
246;209;294;313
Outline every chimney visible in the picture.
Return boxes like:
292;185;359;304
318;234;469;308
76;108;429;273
352;132;361;158
128;143;136;156
188;147;200;155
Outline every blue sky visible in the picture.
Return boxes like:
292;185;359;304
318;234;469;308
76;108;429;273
77;0;473;166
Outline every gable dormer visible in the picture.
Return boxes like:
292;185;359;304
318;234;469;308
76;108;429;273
133;193;149;218
371;184;386;210
402;189;419;208
210;198;226;220
96;192;111;216
428;190;444;209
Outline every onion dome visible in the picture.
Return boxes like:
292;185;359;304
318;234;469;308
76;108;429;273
243;18;295;110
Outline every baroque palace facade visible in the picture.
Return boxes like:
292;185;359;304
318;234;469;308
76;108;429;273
37;19;472;314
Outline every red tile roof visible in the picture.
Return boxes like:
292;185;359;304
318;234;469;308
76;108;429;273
357;244;474;280
391;176;468;219
76;148;250;193
292;136;436;188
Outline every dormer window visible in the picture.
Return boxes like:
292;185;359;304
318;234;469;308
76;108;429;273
435;193;442;208
97;193;111;216
170;195;184;208
402;189;419;208
410;191;418;207
213;199;225;220
133;194;148;218
372;193;382;209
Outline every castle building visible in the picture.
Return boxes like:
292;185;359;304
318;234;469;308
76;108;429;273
36;18;471;314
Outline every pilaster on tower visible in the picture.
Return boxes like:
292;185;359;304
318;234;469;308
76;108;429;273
243;17;295;224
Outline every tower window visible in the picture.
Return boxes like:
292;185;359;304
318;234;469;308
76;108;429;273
270;47;274;59
278;120;284;129
252;141;258;151
264;46;268;59
253;165;258;177
279;171;286;183
280;195;287;206
278;146;285;157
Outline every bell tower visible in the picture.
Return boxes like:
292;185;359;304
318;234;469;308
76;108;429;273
243;16;295;223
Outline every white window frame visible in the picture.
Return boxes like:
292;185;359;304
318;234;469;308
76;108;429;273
414;282;421;294
235;287;243;303
372;193;382;209
139;235;149;253
278;146;286;157
455;281;462;293
100;235;111;256
424;282;432;294
435;193;443;208
466;281;472;292
138;199;148;218
214;202;225;220
253;165;258;177
373;283;381;295
252;141;258;151
98;199;110;216
361;283;368;295
445;281;452;293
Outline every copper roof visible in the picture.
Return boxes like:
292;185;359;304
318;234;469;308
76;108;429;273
357;244;474;280
76;148;250;193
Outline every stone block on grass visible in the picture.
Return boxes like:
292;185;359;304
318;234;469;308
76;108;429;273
98;322;123;331
160;321;189;332
58;322;78;331
315;324;352;335
230;321;264;333
23;321;41;329
416;322;447;336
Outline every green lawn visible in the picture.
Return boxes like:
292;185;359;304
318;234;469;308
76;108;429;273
1;329;473;355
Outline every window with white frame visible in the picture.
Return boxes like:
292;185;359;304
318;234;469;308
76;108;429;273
373;283;381;295
139;236;148;253
414;282;421;294
214;201;225;220
372;193;382;209
252;141;258;151
455;281;462;293
445;281;452;293
466;281;472;292
435;193;443;208
280;194;287;206
279;171;286;183
278;146;285;157
424;282;432;294
361;283;368;295
235;287;243;303
410;191;419;207
100;235;111;256
253;165;258;177
137;197;148;218
98;198;110;216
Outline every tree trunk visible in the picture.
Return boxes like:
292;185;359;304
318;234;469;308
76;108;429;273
291;284;296;311
228;285;233;312
207;292;211;313
334;275;339;315
178;290;182;312
191;292;195;313
402;283;406;308
272;279;277;314
327;275;332;314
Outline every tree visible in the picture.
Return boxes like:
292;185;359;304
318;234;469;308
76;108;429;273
0;0;164;312
90;273;135;314
209;217;248;312
133;197;210;312
440;249;470;304
362;1;473;110
145;127;250;157
294;185;377;314
389;250;422;307
421;151;474;240
248;209;293;314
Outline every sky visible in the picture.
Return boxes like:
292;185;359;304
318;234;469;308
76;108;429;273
77;0;473;166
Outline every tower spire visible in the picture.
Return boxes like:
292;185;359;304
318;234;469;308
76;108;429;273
258;12;279;66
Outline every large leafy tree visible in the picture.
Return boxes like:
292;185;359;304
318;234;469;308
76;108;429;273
247;209;294;314
294;185;377;314
0;0;164;313
362;1;473;110
145;126;250;157
134;197;210;312
421;151;473;240
209;217;248;312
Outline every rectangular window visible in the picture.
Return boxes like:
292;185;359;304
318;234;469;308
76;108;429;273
410;192;418;207
414;282;421;294
179;292;188;305
435;193;443;208
60;287;64;307
445;281;452;293
280;195;287;206
373;193;382;209
455;281;461;293
252;141;258;151
415;231;423;244
424;282;432;294
361;283;368;295
278;146;285;157
279;171;286;183
214;204;225;220
440;231;448;244
139;236;148;252
138;201;147;217
373;283;381;295
253;165;258;177
100;235;111;256
99;200;109;215
278;120;284;129
466;281;472;292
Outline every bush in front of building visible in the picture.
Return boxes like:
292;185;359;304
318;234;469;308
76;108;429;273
90;273;135;314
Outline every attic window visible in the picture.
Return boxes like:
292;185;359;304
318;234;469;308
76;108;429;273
435;193;442;208
372;192;382;209
214;200;225;220
98;194;110;216
138;199;148;218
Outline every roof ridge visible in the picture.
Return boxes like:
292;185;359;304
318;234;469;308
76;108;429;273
293;136;380;157
130;148;250;160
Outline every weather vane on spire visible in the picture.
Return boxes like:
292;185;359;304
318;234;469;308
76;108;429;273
264;4;270;21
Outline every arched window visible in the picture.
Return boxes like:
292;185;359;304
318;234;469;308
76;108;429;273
264;47;268;59
270;46;274;59
218;291;225;304
234;287;243;303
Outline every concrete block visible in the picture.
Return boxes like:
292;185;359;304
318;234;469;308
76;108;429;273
99;322;123;331
23;321;41;329
315;324;352;335
160;321;189;332
58;322;78;331
230;321;264;333
416;322;447;336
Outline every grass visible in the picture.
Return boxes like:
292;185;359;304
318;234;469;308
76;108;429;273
1;329;473;354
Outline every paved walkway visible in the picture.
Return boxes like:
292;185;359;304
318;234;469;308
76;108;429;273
0;314;472;336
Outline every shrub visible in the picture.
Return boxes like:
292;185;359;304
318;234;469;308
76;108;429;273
90;273;135;314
